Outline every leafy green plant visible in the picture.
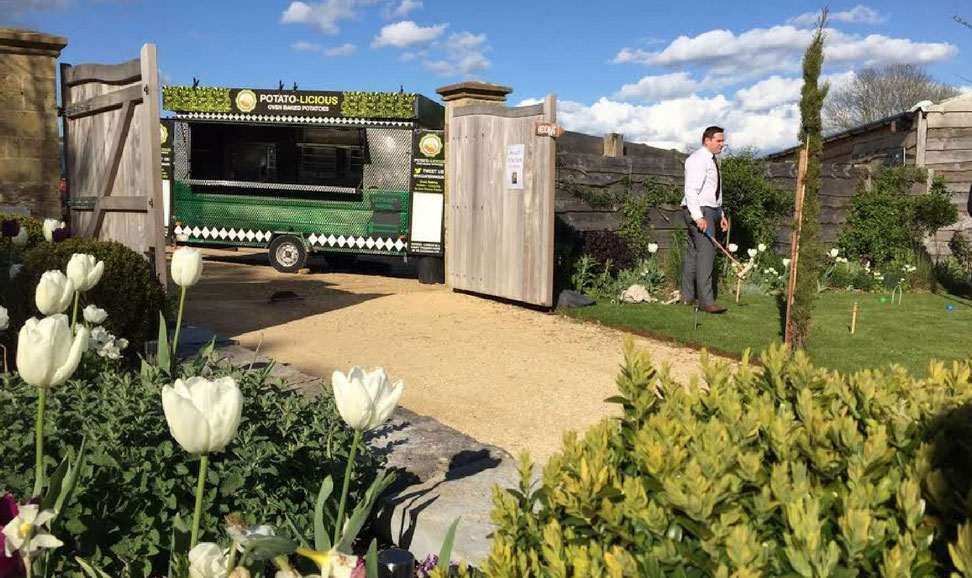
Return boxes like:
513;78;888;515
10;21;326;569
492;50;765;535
0;350;376;577
5;239;167;357
664;229;686;292
161;87;232;113
485;339;972;577
949;232;972;273
581;231;633;274
721;150;793;252
570;255;598;296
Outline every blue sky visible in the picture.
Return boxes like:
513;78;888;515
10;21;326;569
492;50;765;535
6;0;972;153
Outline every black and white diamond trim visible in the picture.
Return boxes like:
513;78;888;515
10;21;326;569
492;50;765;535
174;112;413;127
173;225;273;243
308;233;406;251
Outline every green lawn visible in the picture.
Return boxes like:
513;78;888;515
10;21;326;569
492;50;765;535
562;291;972;375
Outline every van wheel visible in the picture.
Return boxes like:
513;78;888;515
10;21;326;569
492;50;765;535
325;253;358;270
268;235;307;273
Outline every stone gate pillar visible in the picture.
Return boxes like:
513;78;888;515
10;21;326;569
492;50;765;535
0;28;68;218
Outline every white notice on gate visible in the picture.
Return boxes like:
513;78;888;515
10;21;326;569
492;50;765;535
505;144;525;190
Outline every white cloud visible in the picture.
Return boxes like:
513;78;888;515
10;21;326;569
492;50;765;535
789;5;886;28
612;25;956;78
734;76;802;111
615;72;701;101
424;31;491;76
382;0;421;17
373;20;448;48
281;0;379;35
325;43;356;56
292;40;357;57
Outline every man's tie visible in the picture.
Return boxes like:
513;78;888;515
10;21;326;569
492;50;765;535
713;154;721;202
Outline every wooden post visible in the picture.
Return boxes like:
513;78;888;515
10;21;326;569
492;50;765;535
603;133;623;158
735;277;743;304
783;143;810;347
850;301;858;334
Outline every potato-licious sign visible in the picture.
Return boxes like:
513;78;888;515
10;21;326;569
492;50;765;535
229;88;344;116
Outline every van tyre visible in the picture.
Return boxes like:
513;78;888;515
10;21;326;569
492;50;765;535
268;235;308;273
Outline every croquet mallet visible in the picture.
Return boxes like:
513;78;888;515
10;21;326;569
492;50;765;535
705;230;754;279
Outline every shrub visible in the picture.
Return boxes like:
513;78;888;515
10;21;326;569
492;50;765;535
581;231;633;274
664;229;686;292
839;168;959;267
0;212;46;250
554;218;584;292
4;238;167;355
0;350;375;577
485;340;972;577
721;150;793;252
949;231;972;273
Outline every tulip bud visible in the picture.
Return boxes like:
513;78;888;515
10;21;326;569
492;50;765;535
12;227;28;247
162;376;243;455
758;243;767;252
647;243;659;254
728;243;738;253
16;315;89;389
747;249;758;259
83;305;107;325
66;253;105;292
0;306;7;331
9;264;22;279
1;219;20;238
331;366;403;431
42;219;64;243
188;542;229;578
171;247;204;288
35;270;75;315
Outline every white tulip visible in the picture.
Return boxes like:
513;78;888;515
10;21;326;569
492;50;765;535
2;504;63;557
16;315;89;389
728;243;738;253
171;247;204;288
35;270;75;315
83;304;107;325
188;542;229;578
829;248;839;258
747;248;758;258
0;306;6;331
782;258;791;267
758;243;767;252
66;253;104;292
331;366;403;432
9;264;22;279
647;243;659;254
42;219;64;242
12;227;28;247
162;376;243;455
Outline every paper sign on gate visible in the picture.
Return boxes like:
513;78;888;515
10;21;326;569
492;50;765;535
506;144;525;190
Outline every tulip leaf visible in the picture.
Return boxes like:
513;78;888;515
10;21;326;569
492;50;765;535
167;514;191;578
366;538;378;578
283;513;311;549
438;517;461;570
242;535;297;561
54;436;87;517
76;557;114;578
314;475;334;551
42;452;71;512
197;336;216;359
157;312;170;373
336;470;397;552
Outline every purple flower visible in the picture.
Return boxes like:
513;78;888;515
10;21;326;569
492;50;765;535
51;227;71;243
416;554;439;578
0;220;19;239
0;493;25;578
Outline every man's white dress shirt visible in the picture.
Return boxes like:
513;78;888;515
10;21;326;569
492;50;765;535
681;147;722;221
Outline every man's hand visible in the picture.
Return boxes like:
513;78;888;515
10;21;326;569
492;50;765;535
720;215;729;232
695;217;708;233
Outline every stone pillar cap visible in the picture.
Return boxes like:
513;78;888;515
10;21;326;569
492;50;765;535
0;27;68;56
436;81;512;103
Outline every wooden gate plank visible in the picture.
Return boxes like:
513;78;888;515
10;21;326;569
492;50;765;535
86;99;134;238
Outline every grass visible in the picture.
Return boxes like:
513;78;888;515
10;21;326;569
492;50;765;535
562;290;972;376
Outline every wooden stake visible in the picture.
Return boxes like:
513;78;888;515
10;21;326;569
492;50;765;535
735;276;743;304
784;142;810;348
850;301;859;334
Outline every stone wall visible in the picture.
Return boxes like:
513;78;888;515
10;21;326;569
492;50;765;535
0;28;67;218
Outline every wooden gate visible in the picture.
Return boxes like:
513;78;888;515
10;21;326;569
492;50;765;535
447;95;556;307
61;43;167;285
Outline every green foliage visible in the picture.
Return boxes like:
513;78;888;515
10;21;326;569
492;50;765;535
721;151;793;251
340;92;417;119
618;181;680;262
790;12;829;351
571;255;598;295
161;87;232;113
0;212;46;249
0;352;374;577
948;232;972;273
934;256;972;296
838;168;958;268
4;238;167;355
664;229;686;291
485;339;972;577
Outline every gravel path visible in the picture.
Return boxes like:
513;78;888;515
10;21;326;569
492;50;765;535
184;249;710;463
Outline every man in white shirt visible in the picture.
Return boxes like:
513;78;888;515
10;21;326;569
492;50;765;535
681;126;729;313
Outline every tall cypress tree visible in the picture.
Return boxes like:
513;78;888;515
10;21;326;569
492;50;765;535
790;11;829;351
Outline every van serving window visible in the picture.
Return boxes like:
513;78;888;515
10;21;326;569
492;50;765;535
187;123;365;194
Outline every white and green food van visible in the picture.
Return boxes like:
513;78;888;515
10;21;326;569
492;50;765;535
160;85;446;279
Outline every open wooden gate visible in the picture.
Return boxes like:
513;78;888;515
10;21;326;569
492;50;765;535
447;95;556;307
61;43;167;285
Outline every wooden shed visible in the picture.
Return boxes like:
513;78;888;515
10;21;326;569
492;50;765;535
766;93;972;257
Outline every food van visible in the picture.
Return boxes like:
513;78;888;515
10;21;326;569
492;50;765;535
160;85;446;277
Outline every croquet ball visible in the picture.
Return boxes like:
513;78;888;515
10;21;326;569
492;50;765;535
947;304;955;311
878;296;888;304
